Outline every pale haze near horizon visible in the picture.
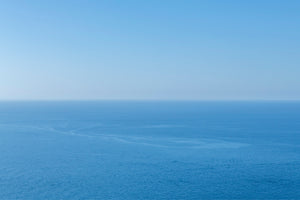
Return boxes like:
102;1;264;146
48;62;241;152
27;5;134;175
0;1;299;100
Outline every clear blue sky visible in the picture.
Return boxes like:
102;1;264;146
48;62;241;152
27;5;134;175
0;0;299;100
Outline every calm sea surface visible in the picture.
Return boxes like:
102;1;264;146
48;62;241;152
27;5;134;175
0;101;299;200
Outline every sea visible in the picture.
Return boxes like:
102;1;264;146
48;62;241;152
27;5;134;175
0;101;299;200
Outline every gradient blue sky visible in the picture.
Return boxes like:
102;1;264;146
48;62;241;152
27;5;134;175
0;0;299;100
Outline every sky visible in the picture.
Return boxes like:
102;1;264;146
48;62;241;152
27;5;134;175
0;0;299;100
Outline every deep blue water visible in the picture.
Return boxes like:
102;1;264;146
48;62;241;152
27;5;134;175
0;101;299;200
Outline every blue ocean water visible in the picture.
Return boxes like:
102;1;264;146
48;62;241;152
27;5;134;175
0;101;299;200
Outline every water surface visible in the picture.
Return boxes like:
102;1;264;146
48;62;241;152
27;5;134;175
0;101;299;199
